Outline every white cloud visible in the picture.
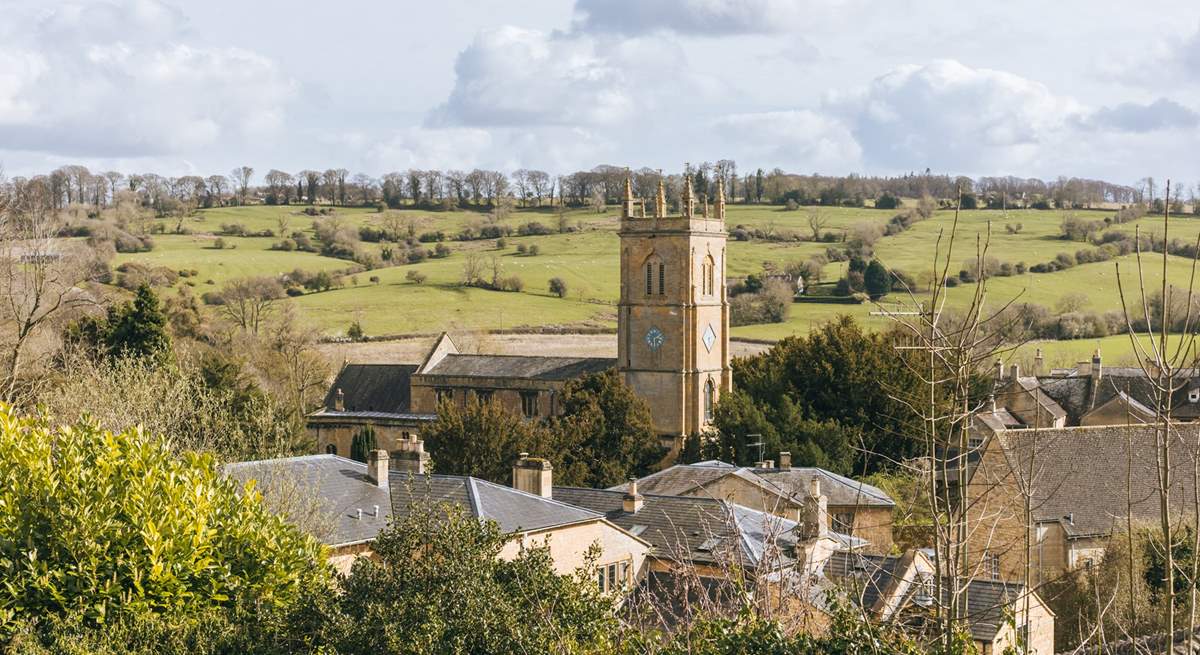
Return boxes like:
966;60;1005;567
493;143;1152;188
572;0;829;36
430;25;709;130
0;0;293;160
712;110;861;172
364;125;612;173
829;59;1085;172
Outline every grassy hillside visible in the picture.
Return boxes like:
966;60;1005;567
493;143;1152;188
107;202;1200;365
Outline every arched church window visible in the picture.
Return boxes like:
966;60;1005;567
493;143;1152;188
702;255;715;296
704;379;716;422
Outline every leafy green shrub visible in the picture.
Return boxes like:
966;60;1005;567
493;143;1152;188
549;277;568;298
0;406;329;630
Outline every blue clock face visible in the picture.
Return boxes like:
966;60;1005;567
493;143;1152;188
645;327;665;351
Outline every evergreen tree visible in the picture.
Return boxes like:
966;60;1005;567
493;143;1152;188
863;259;891;298
350;426;378;462
62;284;171;364
106;284;172;361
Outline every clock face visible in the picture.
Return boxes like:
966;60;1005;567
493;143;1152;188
702;323;717;353
644;326;665;351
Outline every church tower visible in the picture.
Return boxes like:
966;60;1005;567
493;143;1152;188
617;173;732;449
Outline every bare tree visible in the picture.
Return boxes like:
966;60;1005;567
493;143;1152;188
230;166;254;206
0;176;99;401
1114;179;1200;644
806;207;828;241
215;276;286;334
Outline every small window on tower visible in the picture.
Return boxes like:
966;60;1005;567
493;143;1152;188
704;379;716;422
702;255;715;296
658;263;665;295
646;262;653;295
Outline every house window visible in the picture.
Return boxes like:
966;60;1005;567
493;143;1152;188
703;379;715;422
597;561;630;594
915;575;934;605
475;389;493;404
520;391;539;418
832;511;855;534
325;443;337;455
435;388;453;405
987;552;1002;580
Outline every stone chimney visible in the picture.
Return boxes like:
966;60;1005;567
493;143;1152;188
1092;349;1102;381
623;477;644;514
798;478;829;540
334;388;345;411
366;449;389;490
995;358;1004;380
1009;363;1020;380
778;451;792;471
1034;348;1044;376
391;433;429;475
512;453;552;498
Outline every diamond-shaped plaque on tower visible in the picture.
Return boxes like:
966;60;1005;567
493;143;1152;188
702;323;717;353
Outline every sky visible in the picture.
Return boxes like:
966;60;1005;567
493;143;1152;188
2;0;1200;186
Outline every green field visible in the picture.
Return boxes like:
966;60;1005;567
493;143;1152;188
108;202;1200;363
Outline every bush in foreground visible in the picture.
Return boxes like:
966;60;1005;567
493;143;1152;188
0;405;330;639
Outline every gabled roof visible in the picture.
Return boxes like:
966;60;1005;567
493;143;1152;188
322;363;417;413
993;424;1200;539
417;353;616;381
827;550;1034;644
224;455;391;548
951;579;1030;643
555;487;801;569
391;475;602;534
224;456;606;549
1036;368;1200;424
610;461;894;509
1012;376;1068;420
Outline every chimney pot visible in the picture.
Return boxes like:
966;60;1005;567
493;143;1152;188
1009;363;1020;380
512;453;553;498
623;476;644;514
366;449;389;489
355;508;362;521
778;451;792;470
335;388;345;411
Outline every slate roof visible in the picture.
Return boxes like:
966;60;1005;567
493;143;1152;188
224;455;391;547
553;486;864;570
391;475;601;534
419;353;616;381
225;456;605;549
827;551;1030;644
1012;377;1069;421
948;579;1030;643
1035;368;1200;425
323;363;417;413
609;461;894;509
826;551;910;613
995;424;1200;538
